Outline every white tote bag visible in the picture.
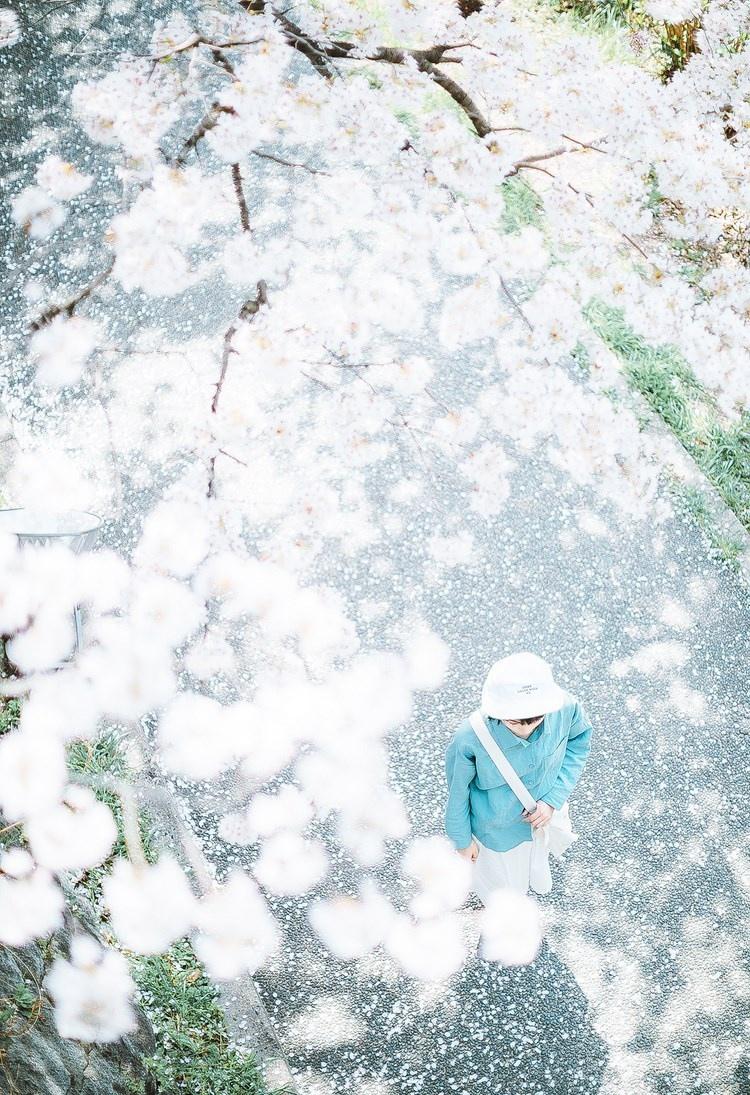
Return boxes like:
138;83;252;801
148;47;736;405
468;709;578;895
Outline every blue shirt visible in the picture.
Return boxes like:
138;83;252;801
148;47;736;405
444;691;593;852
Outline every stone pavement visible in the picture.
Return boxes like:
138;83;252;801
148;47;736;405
193;356;750;1095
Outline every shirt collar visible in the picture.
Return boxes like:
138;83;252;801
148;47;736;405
487;715;544;750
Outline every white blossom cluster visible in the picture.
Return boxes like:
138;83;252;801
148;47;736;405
10;153;92;243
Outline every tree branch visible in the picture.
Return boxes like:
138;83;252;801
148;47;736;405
416;59;491;138
208;280;269;497
175;103;238;166
150;33;263;60
29;260;115;332
250;149;330;175
505;144;569;176
237;1;489;134
231;162;251;232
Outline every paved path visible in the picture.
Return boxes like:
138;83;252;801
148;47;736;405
194;358;750;1095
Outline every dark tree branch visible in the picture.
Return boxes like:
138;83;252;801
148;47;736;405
208;282;269;503
505;144;569;177
250;149;330;175
175;103;238;166
150;33;263;60
29;260;115;332
211;280;268;417
208;280;269;499
416;60;491;138
231;163;251;231
457;0;484;16
237;1;489;135
239;1;338;78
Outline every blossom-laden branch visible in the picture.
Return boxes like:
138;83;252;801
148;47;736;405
208;279;269;497
212;280;268;415
150;32;264;62
416;59;491;138
250;150;330;175
175;103;238;166
29;259;115;333
237;0;492;137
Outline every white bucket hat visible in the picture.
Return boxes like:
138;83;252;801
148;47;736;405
481;651;568;719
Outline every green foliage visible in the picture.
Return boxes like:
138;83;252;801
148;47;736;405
544;0;705;78
0;698;20;736
65;731;283;1093
0;980;43;1038
499;176;544;234
666;480;745;571
392;107;419;139
570;339;592;377
131;940;292;1095
585;296;750;539
548;0;636;28
66;730;159;909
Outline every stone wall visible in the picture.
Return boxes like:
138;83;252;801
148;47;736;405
0;879;159;1095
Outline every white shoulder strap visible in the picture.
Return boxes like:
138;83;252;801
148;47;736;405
468;709;537;812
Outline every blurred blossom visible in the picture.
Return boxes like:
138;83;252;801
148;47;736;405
252;831;329;896
128;573;205;646
245;785;316;840
46;934;138;1042
6;605;76;671
385;912;467;980
334;787;412;867
5;447;94;511
73;548;131;613
29;314;101;388
26;785;118;871
10;185;66;239
193;870;281;980
183;629;236;680
435;230;486;277
157;692;242;780
233;694;301;782
20;671;101;742
102;855;198;953
0;853;64;946
134;499;211;578
479;889;543;965
401;623;451;691
308;881;397;959
426;530;475;567
644;0;701;19
78;622;177;720
0;730;67;818
401;835;472;919
36;154;93;200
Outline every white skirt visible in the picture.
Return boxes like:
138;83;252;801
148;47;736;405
470;802;571;902
471;836;533;902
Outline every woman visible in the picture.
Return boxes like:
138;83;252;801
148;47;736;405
444;651;593;901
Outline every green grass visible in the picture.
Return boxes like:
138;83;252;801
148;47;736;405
500;175;545;234
584;295;750;543
0;698;20;736
666;479;746;571
129;939;293;1095
66;731;285;1094
0;711;283;1095
66;730;160;908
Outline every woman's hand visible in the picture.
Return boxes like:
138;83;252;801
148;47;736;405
457;838;479;862
522;801;554;830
